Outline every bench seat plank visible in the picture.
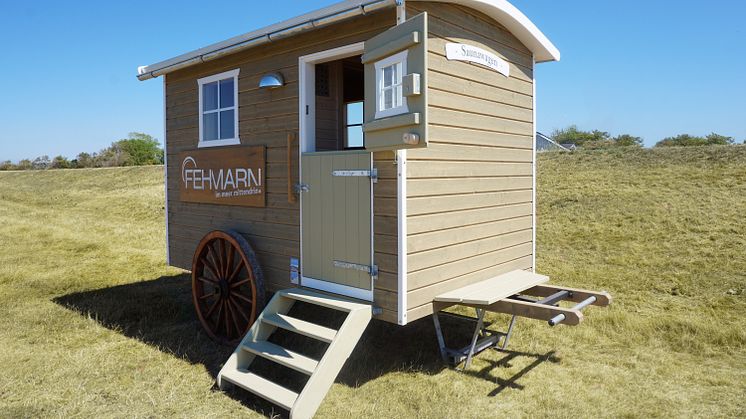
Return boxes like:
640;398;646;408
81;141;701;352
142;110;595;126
434;269;549;305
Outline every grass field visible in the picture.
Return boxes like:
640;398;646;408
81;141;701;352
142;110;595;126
1;146;745;418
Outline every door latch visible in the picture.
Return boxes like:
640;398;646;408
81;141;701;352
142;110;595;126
294;183;310;193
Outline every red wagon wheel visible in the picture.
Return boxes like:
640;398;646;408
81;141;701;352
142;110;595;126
192;230;265;345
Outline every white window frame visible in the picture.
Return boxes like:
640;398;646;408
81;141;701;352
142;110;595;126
374;50;409;119
197;68;240;148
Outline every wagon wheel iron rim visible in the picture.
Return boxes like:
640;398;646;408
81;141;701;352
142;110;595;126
192;230;265;346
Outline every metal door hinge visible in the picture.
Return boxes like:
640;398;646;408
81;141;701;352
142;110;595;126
294;183;310;193
331;168;378;183
333;260;378;279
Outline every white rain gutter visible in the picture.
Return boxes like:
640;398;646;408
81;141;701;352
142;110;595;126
137;0;396;81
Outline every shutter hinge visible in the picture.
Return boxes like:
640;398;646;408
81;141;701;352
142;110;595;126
331;168;378;183
333;260;378;279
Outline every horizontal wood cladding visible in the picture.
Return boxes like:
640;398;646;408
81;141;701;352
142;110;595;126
165;9;399;319
403;2;535;321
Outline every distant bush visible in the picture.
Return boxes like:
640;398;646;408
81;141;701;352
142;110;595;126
551;125;643;149
655;133;735;147
0;132;163;171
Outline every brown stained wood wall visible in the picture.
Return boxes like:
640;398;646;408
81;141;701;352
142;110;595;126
165;9;401;323
404;2;535;322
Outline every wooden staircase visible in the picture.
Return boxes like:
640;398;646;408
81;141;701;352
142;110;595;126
217;288;372;419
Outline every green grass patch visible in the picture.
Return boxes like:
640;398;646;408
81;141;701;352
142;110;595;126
1;147;745;417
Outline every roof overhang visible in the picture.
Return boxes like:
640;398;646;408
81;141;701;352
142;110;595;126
136;0;559;81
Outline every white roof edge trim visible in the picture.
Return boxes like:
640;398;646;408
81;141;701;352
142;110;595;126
419;0;559;62
136;0;558;81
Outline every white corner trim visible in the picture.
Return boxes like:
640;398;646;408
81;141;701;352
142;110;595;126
163;76;171;266
374;49;410;120
397;149;408;325
531;57;537;273
197;68;241;147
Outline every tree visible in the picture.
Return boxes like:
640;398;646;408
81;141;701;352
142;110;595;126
112;132;163;166
76;152;94;168
655;133;734;147
51;155;71;169
612;134;643;147
32;155;51;170
551;126;642;148
16;159;32;170
704;133;734;146
0;161;14;171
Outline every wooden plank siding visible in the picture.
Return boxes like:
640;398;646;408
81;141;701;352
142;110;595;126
165;9;400;321
404;3;534;322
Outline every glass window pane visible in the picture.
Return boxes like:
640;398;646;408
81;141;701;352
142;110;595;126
395;84;403;108
394;62;402;84
203;112;218;141
346;102;363;125
382;66;393;88
383;89;393;110
219;110;235;140
219;78;234;108
203;82;218;111
347;126;364;148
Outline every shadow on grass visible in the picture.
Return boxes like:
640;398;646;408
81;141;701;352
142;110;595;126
54;274;560;415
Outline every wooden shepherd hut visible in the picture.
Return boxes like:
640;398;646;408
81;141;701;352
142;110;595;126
138;1;611;417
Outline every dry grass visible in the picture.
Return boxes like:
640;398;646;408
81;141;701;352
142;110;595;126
1;147;745;418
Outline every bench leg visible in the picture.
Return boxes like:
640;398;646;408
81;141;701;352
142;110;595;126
463;308;486;369
499;315;518;350
432;312;449;363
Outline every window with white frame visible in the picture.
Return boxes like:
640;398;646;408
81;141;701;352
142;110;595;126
198;69;240;147
374;50;408;119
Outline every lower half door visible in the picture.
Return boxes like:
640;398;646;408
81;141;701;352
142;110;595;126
301;151;373;301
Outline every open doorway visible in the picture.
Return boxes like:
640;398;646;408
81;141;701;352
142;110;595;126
314;55;365;151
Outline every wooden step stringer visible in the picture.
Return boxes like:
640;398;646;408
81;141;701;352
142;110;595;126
217;288;372;419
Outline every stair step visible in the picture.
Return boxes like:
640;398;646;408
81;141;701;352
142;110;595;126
220;369;298;411
281;287;371;312
242;340;319;375
263;312;337;343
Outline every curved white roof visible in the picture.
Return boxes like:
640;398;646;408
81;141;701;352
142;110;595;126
137;0;558;80
425;0;559;62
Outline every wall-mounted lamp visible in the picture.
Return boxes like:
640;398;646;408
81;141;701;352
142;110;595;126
259;72;285;89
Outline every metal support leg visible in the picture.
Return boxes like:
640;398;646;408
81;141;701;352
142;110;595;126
463;308;486;369
499;315;518;350
432;312;448;363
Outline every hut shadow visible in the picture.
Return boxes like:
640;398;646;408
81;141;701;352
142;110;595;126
54;274;559;416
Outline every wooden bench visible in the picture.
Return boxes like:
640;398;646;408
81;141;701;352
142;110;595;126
431;270;612;368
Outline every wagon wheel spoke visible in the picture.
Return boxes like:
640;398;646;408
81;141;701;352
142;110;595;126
198;276;218;286
204;298;220;318
200;256;220;279
225;299;242;339
225;243;235;282
205;245;222;278
233;292;254;305
228;296;250;324
215;239;226;279
199;292;217;300
230;278;251;289
227;261;243;284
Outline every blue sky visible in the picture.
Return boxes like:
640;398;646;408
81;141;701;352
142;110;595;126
1;1;744;161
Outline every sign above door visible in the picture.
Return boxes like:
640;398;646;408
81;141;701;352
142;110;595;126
445;43;510;78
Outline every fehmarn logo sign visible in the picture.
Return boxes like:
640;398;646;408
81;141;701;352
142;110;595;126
445;43;510;78
178;145;266;207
